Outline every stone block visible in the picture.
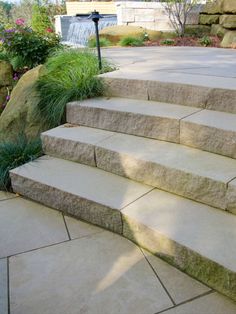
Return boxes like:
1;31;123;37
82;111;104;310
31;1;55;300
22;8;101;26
221;0;236;14
226;179;236;214
201;0;222;14
221;30;236;47
134;9;155;22
121;8;135;23
220;15;236;29
211;24;227;37
199;14;220;25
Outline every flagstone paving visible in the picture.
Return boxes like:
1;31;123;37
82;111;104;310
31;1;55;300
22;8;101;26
0;195;235;314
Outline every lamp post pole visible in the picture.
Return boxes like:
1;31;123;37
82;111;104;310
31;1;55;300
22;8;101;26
89;10;102;71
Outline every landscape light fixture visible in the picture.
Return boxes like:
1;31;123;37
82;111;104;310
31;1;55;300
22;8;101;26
88;10;103;70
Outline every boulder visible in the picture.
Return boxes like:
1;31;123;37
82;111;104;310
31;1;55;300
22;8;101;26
221;0;236;14
199;14;220;25
221;30;236;47
0;61;13;87
98;25;175;43
211;24;227;38
201;0;222;14
220;15;236;29
0;65;45;142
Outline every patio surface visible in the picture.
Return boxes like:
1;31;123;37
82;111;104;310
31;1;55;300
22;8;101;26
1;47;236;314
1;191;236;314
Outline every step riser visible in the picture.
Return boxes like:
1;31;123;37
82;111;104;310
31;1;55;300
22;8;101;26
95;147;227;210
10;173;123;234
101;77;236;114
10;171;236;302
67;105;180;143
42;134;229;211
122;214;236;302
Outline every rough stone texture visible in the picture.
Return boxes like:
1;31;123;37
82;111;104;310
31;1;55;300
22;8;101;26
201;0;222;14
10;156;152;234
0;197;68;258
199;14;220;25
180;110;236;159
142;249;211;304
0;61;13;87
42;125;114;166
67;98;200;143
226;180;236;215
222;0;236;14
220;14;236;29
0;65;44;142
95;133;236;209
205;87;236;113
211;24;227;37
9;232;173;314
221;30;236;47
0;259;8;314
121;189;236;301
162;292;236;314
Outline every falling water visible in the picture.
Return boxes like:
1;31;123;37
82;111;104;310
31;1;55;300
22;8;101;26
65;15;117;47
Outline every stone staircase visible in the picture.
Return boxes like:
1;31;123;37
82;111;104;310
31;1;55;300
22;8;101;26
10;74;236;301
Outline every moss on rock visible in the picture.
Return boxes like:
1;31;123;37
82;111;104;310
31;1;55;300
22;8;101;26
221;30;236;47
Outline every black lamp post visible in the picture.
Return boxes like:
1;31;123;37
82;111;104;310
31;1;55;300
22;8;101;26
88;10;103;70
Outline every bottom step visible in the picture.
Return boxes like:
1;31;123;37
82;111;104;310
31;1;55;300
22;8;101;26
10;156;236;301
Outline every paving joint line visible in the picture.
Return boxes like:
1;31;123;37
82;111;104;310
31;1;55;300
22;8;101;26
7;257;10;314
154;289;215;314
139;247;176;306
62;213;71;241
120;187;155;211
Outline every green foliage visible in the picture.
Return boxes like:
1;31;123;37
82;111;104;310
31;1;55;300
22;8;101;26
35;49;113;129
199;35;212;46
31;4;53;34
0;135;42;190
88;37;112;48
160;38;175;45
119;36;144;47
0;21;61;69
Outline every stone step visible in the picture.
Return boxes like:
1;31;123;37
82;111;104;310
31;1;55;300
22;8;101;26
67;97;201;143
9;156;236;301
42;125;236;212
99;71;236;114
67;97;236;159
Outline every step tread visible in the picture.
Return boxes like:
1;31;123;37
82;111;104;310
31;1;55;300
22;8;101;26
182;109;236;132
122;188;236;273
10;156;236;274
10;156;152;210
68;97;201;120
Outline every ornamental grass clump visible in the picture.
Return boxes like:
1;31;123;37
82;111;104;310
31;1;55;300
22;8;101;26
35;49;113;129
0;135;42;190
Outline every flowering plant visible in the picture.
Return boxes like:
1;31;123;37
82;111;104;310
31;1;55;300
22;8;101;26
0;19;61;69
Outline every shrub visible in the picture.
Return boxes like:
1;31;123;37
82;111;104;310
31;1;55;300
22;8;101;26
35;49;113;129
0;19;61;69
0;135;42;190
119;36;144;47
199;35;212;47
88;37;112;48
31;5;53;34
160;38;175;45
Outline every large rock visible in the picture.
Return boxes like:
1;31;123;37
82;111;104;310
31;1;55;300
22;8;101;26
201;0;222;14
199;14;220;25
221;30;236;47
221;0;236;14
211;24;227;38
98;25;174;43
0;61;13;87
220;15;236;29
0;66;45;142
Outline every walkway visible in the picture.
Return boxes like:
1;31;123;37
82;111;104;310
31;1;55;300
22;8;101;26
1;191;236;314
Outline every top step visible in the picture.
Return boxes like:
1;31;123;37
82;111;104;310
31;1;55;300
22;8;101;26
99;71;236;114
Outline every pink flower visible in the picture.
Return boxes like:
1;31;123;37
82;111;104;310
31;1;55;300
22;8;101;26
46;27;53;33
16;18;25;26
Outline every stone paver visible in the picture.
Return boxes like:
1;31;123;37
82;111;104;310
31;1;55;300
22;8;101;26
0;259;8;314
160;292;236;314
9;232;173;314
64;215;103;239
0;191;17;201
142;249;211;305
0;197;68;258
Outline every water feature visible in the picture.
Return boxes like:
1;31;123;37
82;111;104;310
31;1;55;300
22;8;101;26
63;15;117;47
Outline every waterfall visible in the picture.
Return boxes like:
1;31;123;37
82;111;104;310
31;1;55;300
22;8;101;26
65;16;117;47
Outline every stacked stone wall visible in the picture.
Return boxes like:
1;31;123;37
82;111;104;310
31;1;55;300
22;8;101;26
199;0;236;47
